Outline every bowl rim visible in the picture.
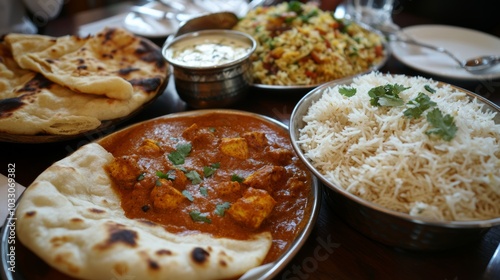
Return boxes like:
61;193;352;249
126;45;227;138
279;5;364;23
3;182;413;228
289;73;500;229
162;29;257;70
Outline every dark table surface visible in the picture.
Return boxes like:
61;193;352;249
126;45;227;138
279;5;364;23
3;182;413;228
1;1;499;280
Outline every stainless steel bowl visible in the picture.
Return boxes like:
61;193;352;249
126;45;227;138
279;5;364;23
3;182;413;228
162;30;256;108
289;75;500;251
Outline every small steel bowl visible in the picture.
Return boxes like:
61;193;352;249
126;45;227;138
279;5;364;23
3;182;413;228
162;29;256;108
290;74;500;251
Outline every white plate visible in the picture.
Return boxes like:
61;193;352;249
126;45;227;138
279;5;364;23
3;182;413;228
123;2;185;38
123;0;250;38
390;25;500;80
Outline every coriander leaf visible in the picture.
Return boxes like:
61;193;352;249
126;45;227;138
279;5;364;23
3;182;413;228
189;210;212;223
403;92;437;119
425;108;457;141
424;85;436;94
203;162;220;178
168;151;185;165
287;1;303;14
215;202;231;217
136;172;146;181
199;187;208;197
182;190;194;202
378;95;405;107
167;143;192;165
300;10;318;22
186;170;202;185
339;87;357;97
231;174;245;183
367;84;408;107
156;170;176;180
176;143;192;156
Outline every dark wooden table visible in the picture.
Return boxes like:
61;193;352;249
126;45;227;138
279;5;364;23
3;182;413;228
2;1;499;280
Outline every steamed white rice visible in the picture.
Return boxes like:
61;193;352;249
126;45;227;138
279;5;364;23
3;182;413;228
298;72;500;221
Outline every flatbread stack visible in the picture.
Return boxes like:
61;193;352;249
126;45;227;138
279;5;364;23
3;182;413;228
16;143;272;280
0;27;168;137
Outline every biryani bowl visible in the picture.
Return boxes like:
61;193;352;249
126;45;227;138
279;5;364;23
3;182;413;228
162;29;256;108
290;72;500;251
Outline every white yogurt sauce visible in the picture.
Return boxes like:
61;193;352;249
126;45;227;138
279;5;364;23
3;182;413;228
167;35;252;67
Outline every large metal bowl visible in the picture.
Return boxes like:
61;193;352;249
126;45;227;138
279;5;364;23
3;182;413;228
1;109;321;280
289;74;500;251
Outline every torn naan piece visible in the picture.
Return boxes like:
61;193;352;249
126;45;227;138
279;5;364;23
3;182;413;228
16;143;272;280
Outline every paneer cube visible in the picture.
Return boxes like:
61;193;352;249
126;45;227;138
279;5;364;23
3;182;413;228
170;169;189;191
182;123;199;140
137;139;162;154
182;123;216;148
150;179;185;210
215;181;241;196
106;155;141;189
219;137;248;159
266;147;293;165
242;131;268;148
243;165;286;193
227;188;276;229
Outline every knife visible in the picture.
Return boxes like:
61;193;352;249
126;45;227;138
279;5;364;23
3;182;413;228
130;6;193;22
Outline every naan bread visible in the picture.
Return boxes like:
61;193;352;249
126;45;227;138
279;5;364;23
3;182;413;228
16;143;272;280
0;27;168;136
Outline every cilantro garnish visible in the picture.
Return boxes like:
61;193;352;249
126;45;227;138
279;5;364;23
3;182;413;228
185;170;202;185
156;170;176;180
403;92;437;119
287;1;303;14
425;108;457;141
182;190;194;202
368;84;408;107
136;172;146;181
168;143;192;165
424;85;436;94
215;202;231;217
189;210;212;224
231;174;245;183
199;187;208;197
339;87;357;97
300;10;319;22
203;162;220;178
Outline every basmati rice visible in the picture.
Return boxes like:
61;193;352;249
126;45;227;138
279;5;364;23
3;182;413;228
298;72;500;221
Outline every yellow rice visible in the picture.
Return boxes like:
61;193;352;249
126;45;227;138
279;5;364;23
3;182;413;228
233;2;386;86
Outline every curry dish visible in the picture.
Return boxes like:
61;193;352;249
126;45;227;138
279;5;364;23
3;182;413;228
99;112;313;262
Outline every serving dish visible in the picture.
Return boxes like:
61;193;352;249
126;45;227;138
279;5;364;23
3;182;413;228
391;25;500;80
247;24;388;95
163;30;256;108
1;109;320;279
232;1;389;94
290;73;500;251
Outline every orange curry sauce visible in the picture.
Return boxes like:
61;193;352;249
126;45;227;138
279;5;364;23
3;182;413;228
99;113;312;262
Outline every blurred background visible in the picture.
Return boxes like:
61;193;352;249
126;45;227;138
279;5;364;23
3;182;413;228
2;0;499;37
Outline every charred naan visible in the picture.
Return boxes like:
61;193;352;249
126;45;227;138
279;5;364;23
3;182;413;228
0;27;168;136
16;143;272;280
